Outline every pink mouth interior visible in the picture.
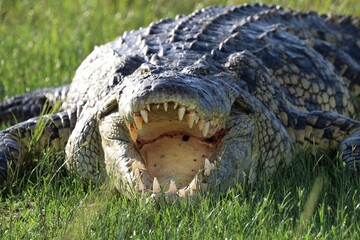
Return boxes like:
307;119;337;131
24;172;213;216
139;132;213;188
127;103;224;188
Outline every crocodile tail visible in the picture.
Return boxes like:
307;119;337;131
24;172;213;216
0;85;70;125
0;132;19;185
0;107;78;186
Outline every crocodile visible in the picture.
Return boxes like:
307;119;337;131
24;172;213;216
1;3;360;197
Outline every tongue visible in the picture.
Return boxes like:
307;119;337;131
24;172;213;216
139;134;213;188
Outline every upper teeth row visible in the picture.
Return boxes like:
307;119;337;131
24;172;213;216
132;102;220;137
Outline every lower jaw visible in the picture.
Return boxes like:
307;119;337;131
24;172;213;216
132;160;216;199
129;135;218;198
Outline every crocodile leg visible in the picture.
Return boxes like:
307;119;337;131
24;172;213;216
0;107;78;185
0;85;70;125
282;109;360;172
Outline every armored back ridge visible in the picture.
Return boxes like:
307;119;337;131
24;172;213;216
1;3;360;198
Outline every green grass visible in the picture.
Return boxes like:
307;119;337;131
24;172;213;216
1;0;360;239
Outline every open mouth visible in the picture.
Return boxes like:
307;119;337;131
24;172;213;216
126;102;226;197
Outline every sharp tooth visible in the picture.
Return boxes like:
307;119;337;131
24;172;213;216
130;130;138;142
195;114;199;123
211;119;217;127
163;102;168;112
174;103;178;109
134;114;143;130
146;104;151;111
134;168;140;178
178;106;186;121
198;119;205;131
138;180;146;191
189;176;198;194
204;158;214;176
156;104;160;109
178;188;187;198
153;177;161;193
167;180;177;194
140;109;148;123
186;112;195;128
202;121;210;137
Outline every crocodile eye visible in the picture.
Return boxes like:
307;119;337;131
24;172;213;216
139;63;156;75
195;60;210;75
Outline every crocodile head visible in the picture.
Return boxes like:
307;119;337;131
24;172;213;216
98;63;257;198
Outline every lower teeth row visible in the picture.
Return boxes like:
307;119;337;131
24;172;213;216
135;158;215;198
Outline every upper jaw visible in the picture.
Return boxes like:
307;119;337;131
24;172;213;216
117;70;239;123
128;101;225;140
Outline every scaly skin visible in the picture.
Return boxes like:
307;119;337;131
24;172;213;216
1;3;360;197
